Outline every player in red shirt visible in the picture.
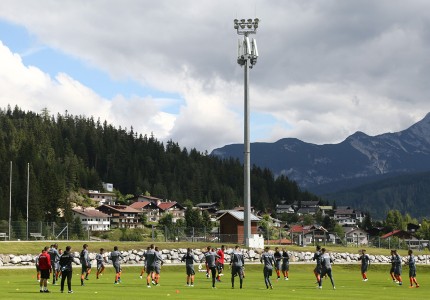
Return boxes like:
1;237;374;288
38;246;52;293
216;245;225;282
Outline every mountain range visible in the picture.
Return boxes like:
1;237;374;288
211;113;430;215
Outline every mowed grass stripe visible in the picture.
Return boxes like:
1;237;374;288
0;264;428;300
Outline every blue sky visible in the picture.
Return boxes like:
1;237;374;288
0;1;429;152
0;18;281;146
0;20;184;113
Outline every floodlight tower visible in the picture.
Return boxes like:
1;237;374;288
234;18;259;247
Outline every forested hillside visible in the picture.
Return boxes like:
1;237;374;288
324;171;430;219
0;106;319;223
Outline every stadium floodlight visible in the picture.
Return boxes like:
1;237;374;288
233;17;260;247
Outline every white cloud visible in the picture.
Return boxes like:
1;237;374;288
0;41;175;140
1;0;430;152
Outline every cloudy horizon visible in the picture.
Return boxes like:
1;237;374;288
0;0;429;152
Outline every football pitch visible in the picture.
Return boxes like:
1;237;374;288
0;264;428;300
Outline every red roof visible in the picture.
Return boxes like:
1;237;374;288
130;201;151;209
290;225;305;233
158;201;179;211
381;229;403;239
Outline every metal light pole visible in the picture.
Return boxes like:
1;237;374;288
234;18;259;247
26;163;30;240
9;161;12;240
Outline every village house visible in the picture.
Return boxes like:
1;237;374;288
333;208;365;226
87;190;117;206
157;201;186;223
319;205;333;216
130;201;160;222
97;204;141;229
288;224;331;246
72;208;110;231
217;210;260;244
292;200;319;210
275;202;295;215
132;194;163;203
343;227;369;245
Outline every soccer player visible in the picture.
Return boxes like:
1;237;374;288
281;248;290;280
153;246;164;286
48;243;60;285
392;249;403;285
140;246;151;279
312;245;322;284
109;246;123;284
35;253;41;282
38;246;51;293
59;245;74;294
389;250;397;283
273;247;282;280
216;245;225;282
358;249;370;281
201;246;220;288
57;248;63;280
96;248;105;279
80;244;91;285
318;248;335;290
230;245;245;289
145;244;156;288
260;246;275;289
407;249;419;288
181;247;199;286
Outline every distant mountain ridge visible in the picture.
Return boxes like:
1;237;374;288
211;113;430;191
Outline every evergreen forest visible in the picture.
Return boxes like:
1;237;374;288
0;106;320;223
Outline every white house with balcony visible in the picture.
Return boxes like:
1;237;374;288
72;208;110;231
343;227;368;245
87;190;117;205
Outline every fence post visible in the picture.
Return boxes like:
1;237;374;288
204;227;206;242
67;223;69;240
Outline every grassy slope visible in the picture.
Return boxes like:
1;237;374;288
0;264;429;300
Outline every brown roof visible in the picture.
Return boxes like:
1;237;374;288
130;201;151;209
138;195;163;201
98;204;141;214
158;201;184;211
73;208;109;218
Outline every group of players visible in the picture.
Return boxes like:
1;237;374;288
34;243;421;294
35;243;122;293
311;245;421;290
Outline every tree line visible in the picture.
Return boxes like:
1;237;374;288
0;106;320;224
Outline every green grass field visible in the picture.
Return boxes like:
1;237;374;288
0;264;428;300
1;241;427;256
